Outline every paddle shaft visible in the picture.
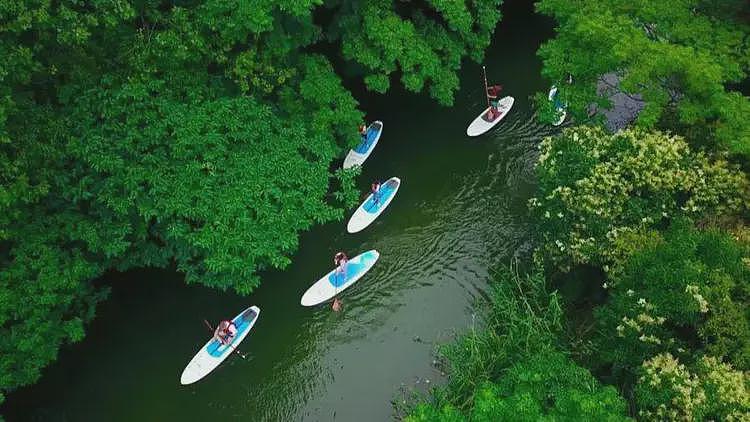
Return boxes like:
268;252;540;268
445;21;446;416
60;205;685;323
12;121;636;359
482;66;490;108
203;319;246;359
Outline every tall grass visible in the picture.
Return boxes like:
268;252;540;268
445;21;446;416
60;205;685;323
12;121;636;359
432;262;563;410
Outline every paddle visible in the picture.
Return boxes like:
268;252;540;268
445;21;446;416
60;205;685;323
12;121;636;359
203;320;247;359
482;65;490;108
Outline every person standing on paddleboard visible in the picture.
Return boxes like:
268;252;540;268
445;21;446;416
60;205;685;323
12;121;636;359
334;252;348;280
358;123;368;144
332;252;348;312
487;84;503;120
371;180;382;205
214;320;237;345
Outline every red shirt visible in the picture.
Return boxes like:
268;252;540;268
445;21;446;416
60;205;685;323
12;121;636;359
487;85;502;98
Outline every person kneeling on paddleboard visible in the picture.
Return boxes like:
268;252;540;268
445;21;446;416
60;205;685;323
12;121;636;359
487;84;503;120
214;320;237;345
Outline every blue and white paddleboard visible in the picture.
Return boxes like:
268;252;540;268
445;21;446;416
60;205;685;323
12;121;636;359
548;85;566;126
466;97;514;137
180;306;260;385
347;177;401;233
343;121;383;169
300;250;380;306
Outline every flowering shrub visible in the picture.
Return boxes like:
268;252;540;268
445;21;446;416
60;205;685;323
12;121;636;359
530;126;748;270
636;353;750;421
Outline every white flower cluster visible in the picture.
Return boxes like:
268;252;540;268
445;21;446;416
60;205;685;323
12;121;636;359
685;284;709;313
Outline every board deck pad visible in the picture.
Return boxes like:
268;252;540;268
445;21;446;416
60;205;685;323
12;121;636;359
364;180;398;214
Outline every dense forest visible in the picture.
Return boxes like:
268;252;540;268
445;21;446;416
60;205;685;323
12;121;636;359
1;0;749;419
406;0;750;420
0;0;504;406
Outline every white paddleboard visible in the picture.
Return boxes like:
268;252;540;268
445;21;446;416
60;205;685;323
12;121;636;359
466;96;514;137
347;177;401;233
344;121;383;169
548;85;567;126
180;306;260;385
301;250;380;306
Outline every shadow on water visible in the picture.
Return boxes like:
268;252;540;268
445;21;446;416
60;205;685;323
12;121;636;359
3;1;562;420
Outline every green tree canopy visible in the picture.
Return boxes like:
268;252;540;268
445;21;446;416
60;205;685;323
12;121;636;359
0;0;508;404
535;0;750;155
592;219;750;382
330;0;504;105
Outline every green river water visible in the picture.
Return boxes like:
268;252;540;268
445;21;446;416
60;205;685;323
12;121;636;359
4;2;558;420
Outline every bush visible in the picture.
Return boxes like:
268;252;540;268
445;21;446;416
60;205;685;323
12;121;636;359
592;219;750;381
530;126;748;271
402;264;630;421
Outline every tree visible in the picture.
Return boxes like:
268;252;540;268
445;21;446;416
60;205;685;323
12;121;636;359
0;0;509;405
592;219;750;382
535;0;750;156
530;126;748;270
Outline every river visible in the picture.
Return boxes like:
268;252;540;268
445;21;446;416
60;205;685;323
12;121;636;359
3;2;557;420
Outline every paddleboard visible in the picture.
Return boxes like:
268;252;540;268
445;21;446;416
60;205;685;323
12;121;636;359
344;121;383;169
548;85;567;126
466;96;514;137
180;306;260;385
347;177;401;233
301;250;380;306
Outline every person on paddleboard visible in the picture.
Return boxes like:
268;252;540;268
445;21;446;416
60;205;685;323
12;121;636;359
486;84;503;120
214;320;238;345
371;180;382;205
334;251;348;282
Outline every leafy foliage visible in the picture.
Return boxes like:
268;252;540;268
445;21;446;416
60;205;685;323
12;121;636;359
0;0;508;404
436;264;563;408
535;0;750;155
530;126;748;270
65;73;355;292
403;264;630;421
592;219;750;381
468;352;629;421
636;353;750;421
330;0;505;105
